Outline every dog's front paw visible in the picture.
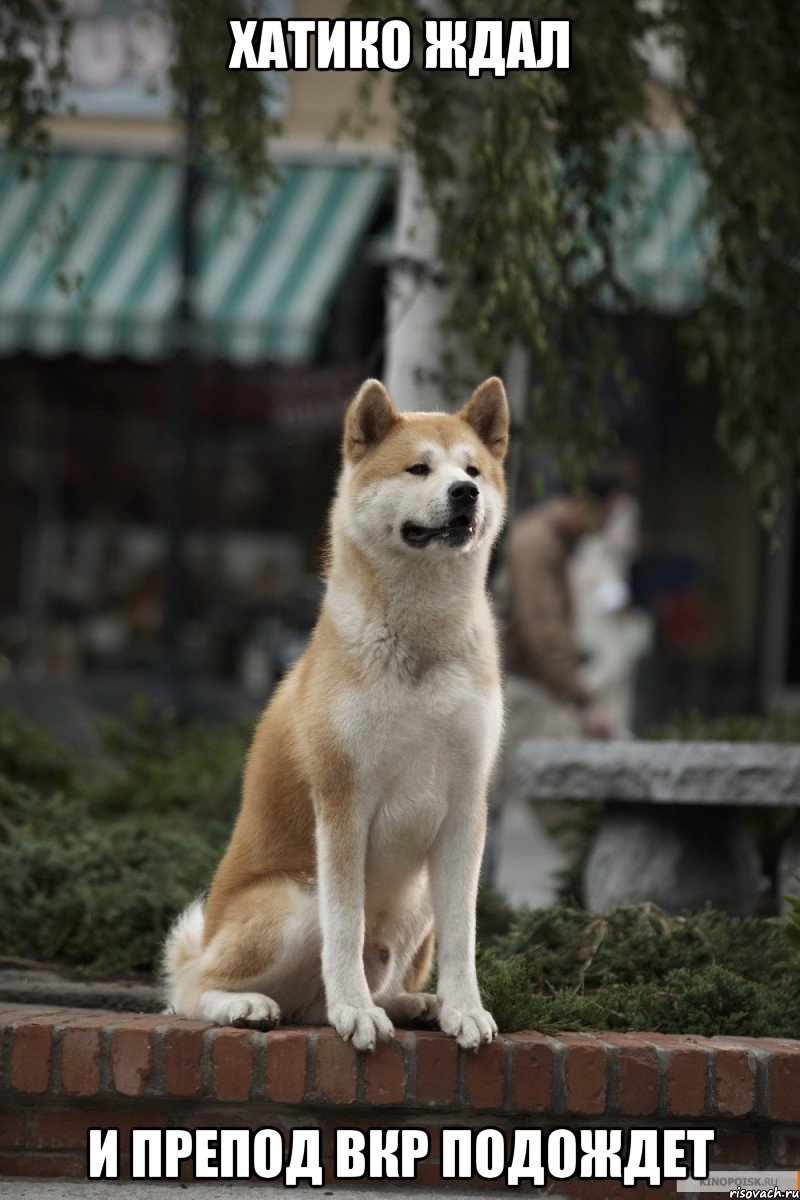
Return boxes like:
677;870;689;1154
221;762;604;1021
384;992;440;1025
438;1002;497;1050
329;1003;394;1051
199;989;281;1029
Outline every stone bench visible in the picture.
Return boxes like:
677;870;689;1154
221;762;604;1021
516;740;800;914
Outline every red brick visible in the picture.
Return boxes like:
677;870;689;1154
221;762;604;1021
712;1035;780;1052
635;1032;710;1117
57;1013;123;1098
711;1129;759;1166
463;1036;506;1110
415;1032;458;1106
175;1108;252;1136
29;1108;167;1150
211;1027;254;1102
264;1029;309;1103
508;1033;554;1113
562;1033;606;1115
601;1034;658;1116
712;1047;755;1117
769;1047;800;1122
771;1127;800;1167
363;1035;407;1105
0;1107;25;1148
162;1022;208;1097
60;1027;103;1097
411;1159;447;1189
111;1024;155;1096
0;1151;86;1178
50;1008;120;1024
557;1179;682;1200
315;1029;358;1104
665;1043;708;1117
321;1112;428;1141
10;1018;61;1093
0;1006;63;1024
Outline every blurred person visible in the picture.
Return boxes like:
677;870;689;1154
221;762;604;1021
570;490;653;732
488;469;629;908
503;468;627;744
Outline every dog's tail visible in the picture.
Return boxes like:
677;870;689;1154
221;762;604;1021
161;898;205;1014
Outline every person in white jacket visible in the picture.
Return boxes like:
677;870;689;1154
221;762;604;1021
570;492;652;734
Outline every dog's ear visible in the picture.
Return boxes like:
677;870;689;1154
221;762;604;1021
459;377;509;460
344;379;400;462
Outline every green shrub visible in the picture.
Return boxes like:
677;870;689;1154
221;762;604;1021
0;708;74;791
0;701;246;974
90;697;248;819
479;959;800;1040
494;903;794;989
475;903;800;1037
0;811;226;974
648;707;800;743
785;874;800;954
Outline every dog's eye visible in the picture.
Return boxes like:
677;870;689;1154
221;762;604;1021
406;463;430;476
466;465;480;478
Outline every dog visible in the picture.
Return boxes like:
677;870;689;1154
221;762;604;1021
163;376;509;1051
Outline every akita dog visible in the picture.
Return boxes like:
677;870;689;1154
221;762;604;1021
163;376;509;1051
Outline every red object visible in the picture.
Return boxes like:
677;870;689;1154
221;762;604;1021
658;589;713;652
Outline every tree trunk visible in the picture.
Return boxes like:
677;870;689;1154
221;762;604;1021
383;151;451;412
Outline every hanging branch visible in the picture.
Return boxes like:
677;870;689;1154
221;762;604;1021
0;0;71;167
663;0;800;528
350;0;654;485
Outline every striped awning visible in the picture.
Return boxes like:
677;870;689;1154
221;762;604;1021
611;133;711;313
0;152;389;363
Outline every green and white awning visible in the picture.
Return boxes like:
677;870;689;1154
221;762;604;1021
0;135;709;362
0;152;389;363
611;133;711;312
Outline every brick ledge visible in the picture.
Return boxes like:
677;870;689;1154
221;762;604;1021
2;1003;800;1190
2;1002;799;1118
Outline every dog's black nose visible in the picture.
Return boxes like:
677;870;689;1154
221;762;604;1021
449;480;479;508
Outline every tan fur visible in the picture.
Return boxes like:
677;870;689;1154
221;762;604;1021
163;377;509;1050
404;928;436;993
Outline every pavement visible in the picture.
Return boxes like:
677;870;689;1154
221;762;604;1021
0;966;160;1012
493;796;566;909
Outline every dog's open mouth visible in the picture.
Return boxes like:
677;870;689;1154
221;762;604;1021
401;513;476;548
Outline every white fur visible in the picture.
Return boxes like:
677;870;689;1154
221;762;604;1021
161;897;204;991
199;990;280;1027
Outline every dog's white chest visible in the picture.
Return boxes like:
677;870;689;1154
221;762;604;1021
335;661;497;777
333;662;501;885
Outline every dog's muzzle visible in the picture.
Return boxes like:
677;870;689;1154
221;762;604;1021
401;482;480;548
